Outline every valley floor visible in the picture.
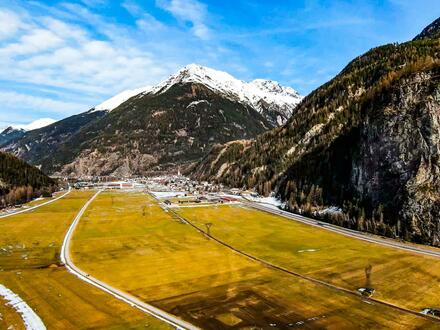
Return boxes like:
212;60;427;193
1;189;439;329
0;191;171;329
70;191;439;329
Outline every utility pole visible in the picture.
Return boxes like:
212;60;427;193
205;223;213;237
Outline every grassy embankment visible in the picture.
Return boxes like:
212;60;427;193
71;191;438;329
0;190;170;329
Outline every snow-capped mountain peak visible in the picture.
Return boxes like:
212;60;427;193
151;64;302;125
2;126;25;135
0;126;26;145
89;64;302;125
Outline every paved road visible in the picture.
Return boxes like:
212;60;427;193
60;190;198;330
244;201;440;259
0;188;71;219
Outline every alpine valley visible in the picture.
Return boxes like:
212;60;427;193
3;18;440;246
1;64;301;177
193;17;440;246
3;4;440;329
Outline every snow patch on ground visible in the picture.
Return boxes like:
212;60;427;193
298;249;318;253
150;191;187;198
14;118;56;131
0;284;46;330
245;195;283;210
186;100;210;108
317;206;343;215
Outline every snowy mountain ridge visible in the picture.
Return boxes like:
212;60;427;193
92;85;151;112
151;64;302;124
92;64;302;124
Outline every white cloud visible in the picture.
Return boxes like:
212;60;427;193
0;9;176;104
0;9;23;40
156;0;211;39
0;91;88;114
0;1;244;124
1;28;64;56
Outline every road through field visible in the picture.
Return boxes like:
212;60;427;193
61;190;198;330
0;188;71;219
162;199;440;325
245;202;440;259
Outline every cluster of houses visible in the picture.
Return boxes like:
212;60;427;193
164;194;239;206
73;180;145;190
145;175;225;195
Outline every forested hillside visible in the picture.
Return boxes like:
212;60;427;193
0;152;57;208
193;19;440;246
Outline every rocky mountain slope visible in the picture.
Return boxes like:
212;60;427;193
0;127;25;145
193;18;440;246
414;17;440;40
150;64;302;126
2;65;301;177
0;151;56;208
2;110;108;166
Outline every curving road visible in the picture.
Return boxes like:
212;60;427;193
60;190;199;330
245;201;440;259
0;188;71;219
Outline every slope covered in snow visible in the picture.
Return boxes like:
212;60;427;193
92;86;151;112
151;64;302;124
89;64;302;125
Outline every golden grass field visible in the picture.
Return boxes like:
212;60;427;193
177;204;440;314
0;190;170;329
71;191;439;329
0;190;65;217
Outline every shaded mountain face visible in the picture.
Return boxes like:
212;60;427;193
45;82;276;177
0;151;56;207
193;18;440;246
2;65;301;177
2;110;107;166
0;127;25;146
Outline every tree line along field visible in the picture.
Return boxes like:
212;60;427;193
0;190;170;329
70;191;438;329
176;204;440;314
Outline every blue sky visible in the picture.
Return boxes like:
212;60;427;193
0;0;439;129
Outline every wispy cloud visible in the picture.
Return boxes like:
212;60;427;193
156;0;211;39
0;5;177;115
0;91;88;114
0;0;438;128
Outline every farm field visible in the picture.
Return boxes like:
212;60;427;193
71;191;438;329
177;204;440;313
0;190;169;330
0;190;65;217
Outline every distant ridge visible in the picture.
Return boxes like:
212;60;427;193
414;17;440;40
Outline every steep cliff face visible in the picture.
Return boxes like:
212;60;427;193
193;20;440;245
276;70;440;245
